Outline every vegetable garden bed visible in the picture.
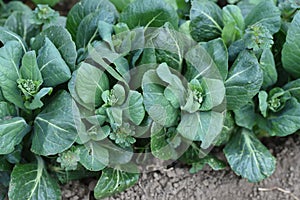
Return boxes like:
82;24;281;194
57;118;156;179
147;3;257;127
0;0;300;199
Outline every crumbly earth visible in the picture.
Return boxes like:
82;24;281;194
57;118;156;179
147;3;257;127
62;134;300;200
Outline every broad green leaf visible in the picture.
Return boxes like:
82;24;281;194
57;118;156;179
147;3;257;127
221;5;244;45
244;0;281;35
0;117;30;155
37;38;71;87
31;91;79;156
224;128;276;182
142;70;179;127
8;157;60;200
177;111;224;149
109;0;133;11
260;48;277;89
98;20;114;48
200;77;225;111
24;87;53;110
32;26;77;71
283;79;300;102
19;51;42;82
258;98;300;137
74;62;109;110
123;91;145;125
233;101;257;129
151;123;179;160
201;38;228;81
225;51;263;110
66;0;118;40
0;156;11;171
0;41;24;109
4;11;38;45
282;12;300;78
94;168;139;199
120;0;179;29
190;0;223;42
0;27;26;52
77;142;108;171
0;101;16;119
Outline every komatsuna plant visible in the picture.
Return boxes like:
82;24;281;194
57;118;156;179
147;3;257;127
0;0;300;199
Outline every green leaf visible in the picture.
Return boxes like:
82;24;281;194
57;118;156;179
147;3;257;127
244;0;281;35
177;111;224;149
31;0;60;6
66;0;118;40
0;41;24;109
190;155;226;173
213;111;235;146
201;38;228;81
0;27;27;52
151;123;179;160
32;26;77;71
282;12;300;78
258;91;268;117
31;91;79;156
109;0;133;11
190;0;223;42
73;62;109;110
19;51;42;82
260;48;277;89
283;79;300;102
0;117;30;155
258;98;300;137
94;168;139;199
120;0;179;29
8;157;61;200
224;129;276;182
225;51;263;110
37;37;71;87
142;70;179;127
4;11;39;45
123;91;145;125
233;101;257;129
24;87;53;110
0;101;16;119
77;142;108;171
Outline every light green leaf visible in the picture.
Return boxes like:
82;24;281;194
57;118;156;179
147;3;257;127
109;0;133;11
283;79;300;102
77;142;108;171
0;117;30;155
31;91;79;156
260;48;277;89
225;51;263;110
20;51;42;82
0;41;24;109
24;87;52;110
258;91;268;117
123;91;145;125
0;102;16;119
0;27;26;52
37;37;71;87
142;70;179;127
282;12;300;78
31;26;77;71
177;111;224;149
244;0;281;35
190;155;226;173
8;157;60;200
224;128;276;182
190;0;223;42
74;62;109;110
120;0;178;29
213;111;235;146
94;168;139;199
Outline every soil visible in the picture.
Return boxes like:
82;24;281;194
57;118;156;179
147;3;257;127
62;134;300;200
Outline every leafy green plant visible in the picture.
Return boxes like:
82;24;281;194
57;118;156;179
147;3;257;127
0;0;300;199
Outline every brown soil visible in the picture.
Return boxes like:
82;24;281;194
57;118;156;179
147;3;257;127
62;134;300;200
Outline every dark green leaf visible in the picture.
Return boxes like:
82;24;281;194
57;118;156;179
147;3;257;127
283;79;300;102
31;91;79;156
224;128;276;182
94;168;139;199
225;51;263;110
8;157;60;200
233;101;257;129
120;0;178;29
260;48;277;89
